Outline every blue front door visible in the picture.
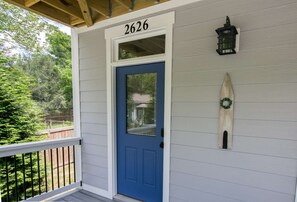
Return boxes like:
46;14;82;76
116;62;165;202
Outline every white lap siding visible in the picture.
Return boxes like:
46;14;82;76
77;0;297;200
79;29;108;190
170;0;297;201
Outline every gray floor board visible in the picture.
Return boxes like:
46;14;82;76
55;190;114;202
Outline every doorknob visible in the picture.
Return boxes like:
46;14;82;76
160;142;164;149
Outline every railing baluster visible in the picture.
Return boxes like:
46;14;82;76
44;150;48;192
56;148;60;188
73;145;76;182
37;151;41;195
50;149;54;190
5;157;10;202
22;154;26;200
68;146;71;184
0;138;80;201
14;155;18;201
30;153;34;197
62;147;65;186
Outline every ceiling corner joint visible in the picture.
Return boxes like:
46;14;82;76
109;0;112;17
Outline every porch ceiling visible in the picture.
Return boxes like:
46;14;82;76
4;0;169;27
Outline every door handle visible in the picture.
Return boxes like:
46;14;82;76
160;142;164;149
161;128;164;137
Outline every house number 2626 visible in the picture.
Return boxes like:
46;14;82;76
124;19;149;35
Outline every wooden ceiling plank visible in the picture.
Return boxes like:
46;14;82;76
77;0;93;27
114;0;131;10
70;16;85;26
25;0;40;7
4;0;71;26
88;0;109;18
41;0;84;20
31;2;71;25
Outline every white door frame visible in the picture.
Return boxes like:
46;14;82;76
105;12;175;202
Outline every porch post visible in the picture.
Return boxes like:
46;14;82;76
71;28;82;185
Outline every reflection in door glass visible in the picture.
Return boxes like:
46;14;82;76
126;73;156;136
119;35;165;60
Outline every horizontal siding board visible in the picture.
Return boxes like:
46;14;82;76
173;83;297;103
82;153;107;168
80;91;106;102
172;116;217;133
232;136;297;159
79;30;105;49
82;133;107;146
81;113;107;124
169;197;188;202
82;173;108;190
80;68;106;81
80;45;104;59
81;123;107;136
233;119;297;140
171;144;297;177
173;119;297;140
80;79;106;91
81;102;107;113
79;56;106;70
173;64;297;87
173;46;297;72
82;163;108;179
82;144;107;157
172;128;297;159
172;102;297;122
170;184;242;202
175;0;297;28
171;158;295;194
171;172;294;202
175;23;297;59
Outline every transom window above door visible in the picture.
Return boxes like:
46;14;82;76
118;35;165;60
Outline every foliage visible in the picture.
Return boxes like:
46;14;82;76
16;28;73;114
0;1;73;200
0;0;46;53
0;66;42;144
46;26;71;67
46;28;73;107
16;54;69;114
0;66;46;201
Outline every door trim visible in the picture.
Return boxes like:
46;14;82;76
105;12;174;202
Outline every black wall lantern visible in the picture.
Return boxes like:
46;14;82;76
216;16;238;55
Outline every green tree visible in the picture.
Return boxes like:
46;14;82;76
46;27;73;108
16;54;68;114
0;0;46;54
0;66;44;201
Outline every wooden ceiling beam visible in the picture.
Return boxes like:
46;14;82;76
41;0;84;20
31;2;71;25
114;0;131;10
77;0;93;27
25;0;40;7
4;0;71;26
70;16;85;26
88;0;109;18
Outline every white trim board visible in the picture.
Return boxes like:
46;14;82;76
82;184;111;199
75;0;202;34
105;12;174;202
71;29;82;184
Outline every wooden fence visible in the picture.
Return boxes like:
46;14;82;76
40;127;74;169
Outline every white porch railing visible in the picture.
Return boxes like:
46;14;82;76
0;137;81;202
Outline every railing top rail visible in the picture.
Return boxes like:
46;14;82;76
0;137;81;158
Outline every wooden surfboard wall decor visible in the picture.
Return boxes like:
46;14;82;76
218;73;234;149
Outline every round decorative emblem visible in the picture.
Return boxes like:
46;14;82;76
220;97;233;109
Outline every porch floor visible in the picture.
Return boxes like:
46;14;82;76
53;190;114;202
